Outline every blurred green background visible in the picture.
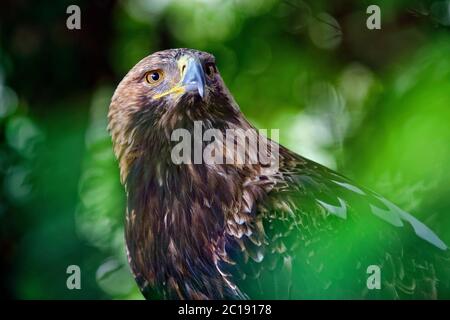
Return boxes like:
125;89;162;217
1;0;449;299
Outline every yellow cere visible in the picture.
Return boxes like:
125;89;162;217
153;55;191;100
154;85;186;99
177;55;190;79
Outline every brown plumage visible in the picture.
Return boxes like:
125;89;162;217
108;48;449;299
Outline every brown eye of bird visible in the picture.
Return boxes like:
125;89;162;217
205;63;217;77
145;70;163;84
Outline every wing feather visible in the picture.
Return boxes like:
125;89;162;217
221;151;449;299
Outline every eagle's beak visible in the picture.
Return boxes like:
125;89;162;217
179;56;206;99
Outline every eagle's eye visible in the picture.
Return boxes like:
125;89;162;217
145;70;164;85
204;62;217;77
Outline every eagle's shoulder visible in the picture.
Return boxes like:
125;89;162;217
219;147;449;299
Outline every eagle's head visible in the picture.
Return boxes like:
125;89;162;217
108;48;244;181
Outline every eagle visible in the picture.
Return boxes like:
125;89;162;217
108;48;449;299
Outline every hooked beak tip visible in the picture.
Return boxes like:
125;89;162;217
198;85;205;98
180;56;206;100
